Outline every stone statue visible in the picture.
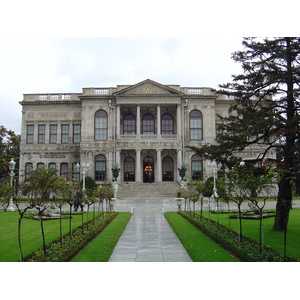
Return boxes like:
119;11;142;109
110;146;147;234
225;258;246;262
40;204;60;218
247;201;260;215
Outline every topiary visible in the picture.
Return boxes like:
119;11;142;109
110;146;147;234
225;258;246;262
81;176;97;190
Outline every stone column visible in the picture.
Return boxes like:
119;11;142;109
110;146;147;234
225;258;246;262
57;121;61;144
177;149;182;181
177;104;181;136
116;149;121;182
45;121;49;143
108;151;113;182
116;105;120;137
136;104;140;136
136;149;141;182
116;150;121;167
157;104;161;135
156;149;162;182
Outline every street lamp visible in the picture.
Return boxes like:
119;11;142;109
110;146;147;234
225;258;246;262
76;162;89;191
207;160;221;210
7;158;16;211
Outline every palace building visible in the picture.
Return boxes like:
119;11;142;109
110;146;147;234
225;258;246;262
19;79;269;189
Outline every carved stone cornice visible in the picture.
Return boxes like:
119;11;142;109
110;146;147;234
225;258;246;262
19;101;81;106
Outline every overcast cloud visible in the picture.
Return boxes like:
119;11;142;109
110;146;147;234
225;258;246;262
1;0;296;135
0;37;244;134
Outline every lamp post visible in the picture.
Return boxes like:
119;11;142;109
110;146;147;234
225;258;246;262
207;160;221;210
7;158;16;211
76;162;89;191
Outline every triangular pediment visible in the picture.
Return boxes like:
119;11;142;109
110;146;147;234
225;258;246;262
113;79;183;96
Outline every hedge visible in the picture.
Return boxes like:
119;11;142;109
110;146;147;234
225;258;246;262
23;212;118;262
178;211;297;262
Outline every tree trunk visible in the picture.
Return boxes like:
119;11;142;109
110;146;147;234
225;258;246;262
59;207;63;246
273;37;295;232
273;176;292;231
39;216;47;257
18;217;23;262
69;203;72;239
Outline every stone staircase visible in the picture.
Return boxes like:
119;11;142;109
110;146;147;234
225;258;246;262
116;182;178;200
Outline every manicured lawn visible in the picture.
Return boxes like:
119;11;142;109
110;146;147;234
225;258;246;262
0;211;95;262
164;212;238;262
196;208;300;260
71;212;132;262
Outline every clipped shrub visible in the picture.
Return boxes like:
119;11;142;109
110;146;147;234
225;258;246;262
81;176;97;190
23;212;118;262
178;211;297;262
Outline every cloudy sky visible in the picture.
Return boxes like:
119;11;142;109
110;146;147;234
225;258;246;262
0;36;245;134
1;0;296;135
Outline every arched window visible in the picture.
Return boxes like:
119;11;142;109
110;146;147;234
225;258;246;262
191;154;203;180
123;113;136;134
161;113;174;134
142;113;155;134
162;156;174;181
124;156;135;182
190;110;203;140
95;110;108;140
37;162;45;169
48;162;56;169
95;155;106;181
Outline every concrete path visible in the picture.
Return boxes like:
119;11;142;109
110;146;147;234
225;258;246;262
109;198;300;262
109;199;192;262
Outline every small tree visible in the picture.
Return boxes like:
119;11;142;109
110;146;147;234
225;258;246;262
12;179;35;262
0;177;11;210
227;162;249;242
195;182;206;218
24;168;60;257
83;188;97;228
52;177;71;246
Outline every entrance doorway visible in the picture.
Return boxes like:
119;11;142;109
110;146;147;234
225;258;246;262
143;156;154;183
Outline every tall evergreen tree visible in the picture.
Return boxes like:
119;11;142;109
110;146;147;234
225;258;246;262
189;37;300;231
0;125;20;177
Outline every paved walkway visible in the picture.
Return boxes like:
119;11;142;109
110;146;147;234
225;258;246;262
109;198;300;262
109;199;192;262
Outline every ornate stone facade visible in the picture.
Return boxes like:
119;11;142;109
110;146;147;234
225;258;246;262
19;79;272;184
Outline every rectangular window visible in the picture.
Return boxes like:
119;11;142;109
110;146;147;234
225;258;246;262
73;124;81;143
38;125;46;144
60;163;68;179
25;163;33;179
26;125;34;144
61;124;69;143
49;124;57;143
72;163;80;182
95;161;106;181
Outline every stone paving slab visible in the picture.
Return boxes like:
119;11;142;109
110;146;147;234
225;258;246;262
109;199;192;262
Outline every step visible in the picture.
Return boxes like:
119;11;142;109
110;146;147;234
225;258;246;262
116;183;178;199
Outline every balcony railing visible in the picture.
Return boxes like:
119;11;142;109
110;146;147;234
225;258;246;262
119;134;179;140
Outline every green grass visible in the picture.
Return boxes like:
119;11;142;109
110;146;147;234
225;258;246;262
0;211;97;262
71;212;132;262
164;212;238;262
200;208;300;259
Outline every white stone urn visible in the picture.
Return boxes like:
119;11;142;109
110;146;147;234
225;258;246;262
175;198;184;210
